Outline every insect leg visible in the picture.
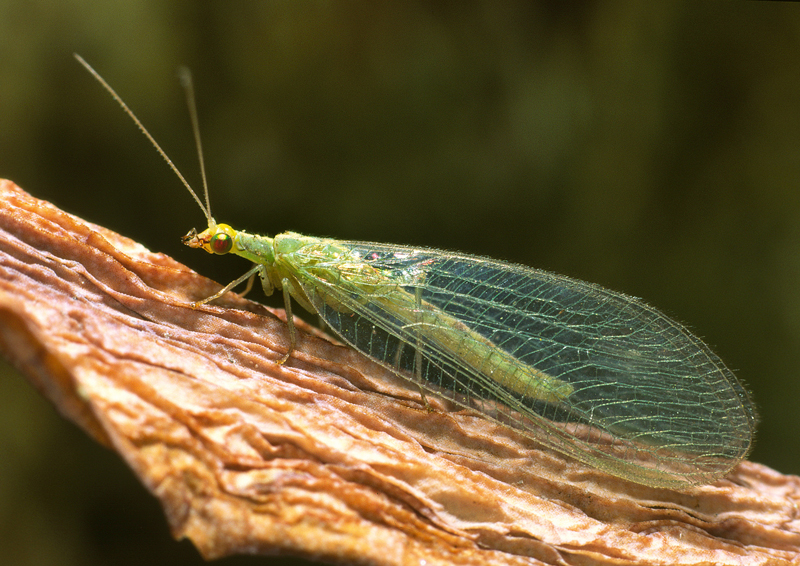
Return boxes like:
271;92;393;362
277;278;297;365
235;272;257;299
192;264;262;307
412;284;430;409
392;341;405;371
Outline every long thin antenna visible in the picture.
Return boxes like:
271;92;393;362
178;67;213;225
73;54;215;227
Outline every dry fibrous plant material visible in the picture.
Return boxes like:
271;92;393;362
0;178;799;565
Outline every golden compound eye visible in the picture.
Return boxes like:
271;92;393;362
210;232;233;255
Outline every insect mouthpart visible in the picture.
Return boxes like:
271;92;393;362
182;228;202;247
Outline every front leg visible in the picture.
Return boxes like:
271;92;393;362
192;264;263;307
277;278;297;365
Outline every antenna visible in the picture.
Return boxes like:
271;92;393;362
73;54;216;228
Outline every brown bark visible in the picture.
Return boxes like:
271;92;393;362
1;178;798;565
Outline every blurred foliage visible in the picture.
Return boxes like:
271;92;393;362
1;1;800;565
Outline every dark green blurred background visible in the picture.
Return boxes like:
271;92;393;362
2;2;799;565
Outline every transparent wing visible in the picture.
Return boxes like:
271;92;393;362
280;239;756;488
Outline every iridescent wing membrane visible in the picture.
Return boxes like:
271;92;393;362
281;238;756;488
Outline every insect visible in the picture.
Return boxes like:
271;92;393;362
75;54;756;489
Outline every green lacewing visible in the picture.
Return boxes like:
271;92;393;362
75;55;756;489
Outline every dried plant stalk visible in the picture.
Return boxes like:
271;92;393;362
0;178;798;565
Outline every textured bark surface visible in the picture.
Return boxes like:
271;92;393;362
1;178;799;565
